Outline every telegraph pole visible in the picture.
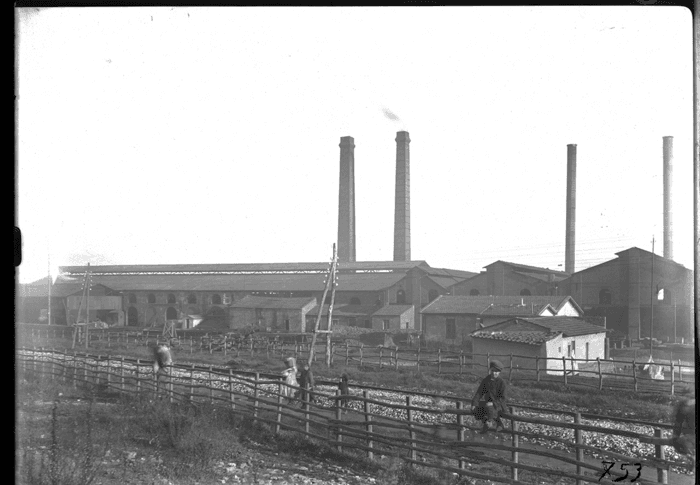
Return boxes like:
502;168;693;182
650;238;655;356
308;245;337;366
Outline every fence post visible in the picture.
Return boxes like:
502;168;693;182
632;359;638;392
379;347;383;370
253;372;260;423
678;359;683;383
208;366;214;404
39;347;44;377
359;344;363;367
437;348;442;374
168;368;174;404
459;350;464;375
190;336;193;355
417;347;421;372
406;396;416;464
655;428;668;484
120;356;125;393
135;359;141;394
486;353;490;373
303;383;310;435
670;361;675;396
363;390;373;460
335;389;343;453
562;356;567;386
457;401;466;469
511;407;519;481
536;356;541;382
249;338;253;356
275;382;283;434
597;358;603;391
228;369;235;410
395;346;399;371
508;354;514;382
574;412;583;485
345;342;349;366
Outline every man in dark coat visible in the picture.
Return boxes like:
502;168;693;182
471;360;508;433
298;361;316;405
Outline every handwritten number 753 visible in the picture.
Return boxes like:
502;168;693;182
599;461;642;482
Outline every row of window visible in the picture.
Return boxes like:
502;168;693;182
467;289;532;296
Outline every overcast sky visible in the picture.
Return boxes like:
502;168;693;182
16;6;694;284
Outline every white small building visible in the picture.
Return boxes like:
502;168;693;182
471;316;608;375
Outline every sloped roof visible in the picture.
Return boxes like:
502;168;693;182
513;271;569;283
484;261;570;277
425;275;463;289
59;260;433;275
230;295;317;310
421;295;581;315
307;304;378;317
50;272;406;293
517;316;608;337
478;316;608;338
480;303;554;317
371;304;414;316
471;330;561;345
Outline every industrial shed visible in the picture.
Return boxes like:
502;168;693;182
370;304;414;330
420;295;583;344
305;304;378;331
471;316;608;375
229;295;317;333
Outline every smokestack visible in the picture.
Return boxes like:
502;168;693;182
663;136;674;260
394;131;411;261
337;136;356;262
565;144;577;274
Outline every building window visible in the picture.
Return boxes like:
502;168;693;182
428;289;439;302
349;317;357;327
469;289;480;296
147;293;156;304
167;293;177;304
520;289;531;296
128;293;137;305
285;319;290;331
365;319;371;328
187;294;197;304
212;294;222;305
585;342;590;361
166;307;178;320
383;319;390;330
127;306;138;326
396;290;406;304
598;289;612;305
558;346;561;354
350;297;361;305
332;319;339;327
446;318;456;339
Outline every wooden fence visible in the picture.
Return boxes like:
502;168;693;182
17;347;695;485
17;326;695;397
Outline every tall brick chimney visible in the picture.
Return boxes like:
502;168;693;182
337;136;356;262
565;144;577;274
663;136;674;260
393;131;411;261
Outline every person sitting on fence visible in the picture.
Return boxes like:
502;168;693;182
152;343;173;380
298;361;315;406
471;360;508;434
281;357;299;404
338;373;350;414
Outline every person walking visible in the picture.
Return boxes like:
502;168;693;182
471;360;508;434
281;357;299;404
298;361;316;405
338;373;350;413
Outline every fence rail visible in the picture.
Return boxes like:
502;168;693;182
17;347;694;485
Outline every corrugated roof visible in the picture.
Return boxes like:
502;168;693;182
513;271;569;283
471;330;561;345
50;272;406;293
230;295;317;309
371;304;414;316
485;261;570;277
59;260;432;275
421;295;581;315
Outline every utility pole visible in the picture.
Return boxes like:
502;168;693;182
308;245;337;366
326;254;339;367
650;238;655;357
